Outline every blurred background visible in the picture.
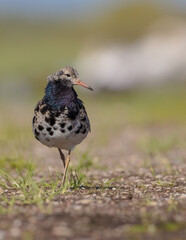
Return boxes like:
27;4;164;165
1;2;186;238
1;0;186;158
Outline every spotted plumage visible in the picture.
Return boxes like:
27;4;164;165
32;66;93;186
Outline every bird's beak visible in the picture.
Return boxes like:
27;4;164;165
74;79;93;91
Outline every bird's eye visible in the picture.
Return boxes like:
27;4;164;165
66;74;70;77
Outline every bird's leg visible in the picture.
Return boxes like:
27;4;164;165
58;149;65;168
62;150;71;186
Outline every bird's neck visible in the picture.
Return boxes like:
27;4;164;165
44;81;78;110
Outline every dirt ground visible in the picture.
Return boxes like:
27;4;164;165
0;125;186;240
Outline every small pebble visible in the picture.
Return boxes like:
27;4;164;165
13;219;22;227
10;227;21;237
53;226;72;237
179;194;186;199
78;199;94;205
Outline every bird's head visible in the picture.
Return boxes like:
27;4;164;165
47;66;93;91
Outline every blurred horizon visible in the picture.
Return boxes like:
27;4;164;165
1;0;186;98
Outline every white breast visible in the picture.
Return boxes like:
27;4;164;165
33;111;89;151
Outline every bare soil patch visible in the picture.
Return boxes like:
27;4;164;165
0;125;186;240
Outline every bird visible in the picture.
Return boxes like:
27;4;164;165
32;66;93;186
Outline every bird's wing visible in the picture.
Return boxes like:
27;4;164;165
77;99;91;132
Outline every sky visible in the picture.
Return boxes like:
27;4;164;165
0;0;186;18
0;0;116;17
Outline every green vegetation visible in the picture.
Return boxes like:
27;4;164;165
0;156;35;172
0;151;96;213
68;151;94;188
127;222;185;234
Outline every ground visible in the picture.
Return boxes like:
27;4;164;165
0;89;186;240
